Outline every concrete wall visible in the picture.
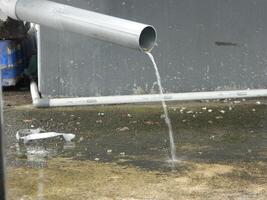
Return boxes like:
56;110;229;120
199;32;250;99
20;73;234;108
39;0;267;97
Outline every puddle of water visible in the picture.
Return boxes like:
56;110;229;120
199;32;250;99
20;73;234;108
4;102;267;171
4;101;267;199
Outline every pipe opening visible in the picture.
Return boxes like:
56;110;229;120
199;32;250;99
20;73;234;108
139;26;156;52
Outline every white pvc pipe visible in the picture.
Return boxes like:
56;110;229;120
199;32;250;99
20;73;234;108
0;0;156;52
36;24;41;89
30;82;267;108
0;0;17;19
30;81;40;100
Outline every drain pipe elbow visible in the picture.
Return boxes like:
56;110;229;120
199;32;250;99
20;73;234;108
30;81;41;107
30;82;50;108
0;0;19;19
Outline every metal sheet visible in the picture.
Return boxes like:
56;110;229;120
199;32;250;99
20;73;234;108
39;0;267;97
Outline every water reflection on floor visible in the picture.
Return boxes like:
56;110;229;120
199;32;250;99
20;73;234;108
4;98;267;199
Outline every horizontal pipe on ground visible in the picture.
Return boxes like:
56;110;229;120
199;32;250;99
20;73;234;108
0;0;156;51
30;82;267;108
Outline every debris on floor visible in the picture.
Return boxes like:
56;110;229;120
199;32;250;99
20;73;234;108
16;128;75;143
116;126;130;132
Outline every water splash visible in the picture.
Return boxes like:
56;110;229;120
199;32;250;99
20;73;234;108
146;52;177;161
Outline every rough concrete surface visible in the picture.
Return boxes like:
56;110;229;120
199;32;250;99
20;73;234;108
3;90;267;200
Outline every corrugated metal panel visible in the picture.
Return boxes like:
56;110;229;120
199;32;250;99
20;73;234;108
40;0;267;97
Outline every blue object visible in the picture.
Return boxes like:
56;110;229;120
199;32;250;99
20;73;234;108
0;40;24;86
0;40;23;68
0;41;8;68
2;65;23;79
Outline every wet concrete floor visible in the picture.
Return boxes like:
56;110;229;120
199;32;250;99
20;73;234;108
3;90;267;199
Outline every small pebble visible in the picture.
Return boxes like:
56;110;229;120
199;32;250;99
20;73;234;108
215;116;223;119
180;107;186;112
202;107;207;110
30;125;35;128
209;135;215;139
220;110;225;114
94;158;100;161
208;109;213;113
23;119;32;123
78;137;84;142
116;127;130;132
107;149;112;153
96;119;103;124
256;101;261;105
144;121;159;125
252;108;256;112
120;152;125;156
248;149;252;153
229;106;233;111
186;110;193;114
127;114;132;118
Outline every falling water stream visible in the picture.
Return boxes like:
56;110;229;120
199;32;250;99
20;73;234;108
146;52;177;162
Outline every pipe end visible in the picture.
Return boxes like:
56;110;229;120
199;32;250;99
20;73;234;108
0;0;19;19
139;26;156;52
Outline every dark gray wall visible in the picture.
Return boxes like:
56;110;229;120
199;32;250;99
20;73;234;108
40;0;267;97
